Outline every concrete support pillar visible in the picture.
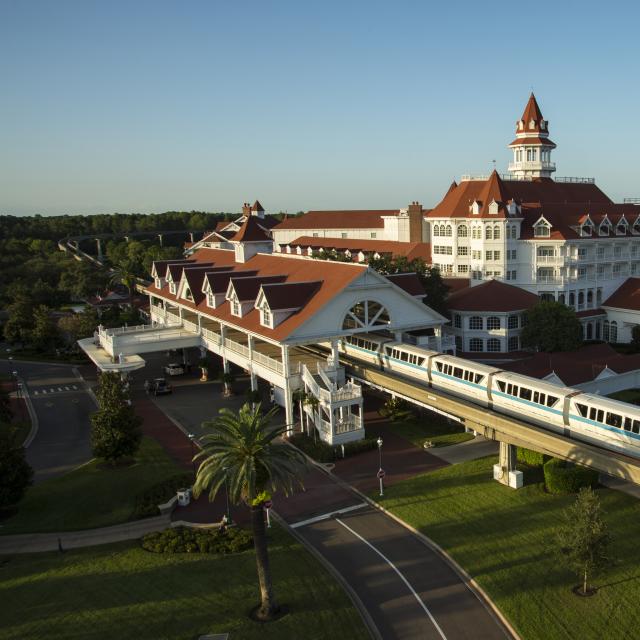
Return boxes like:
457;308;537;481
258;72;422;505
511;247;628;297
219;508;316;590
96;238;103;261
248;335;257;391
394;330;403;342
327;339;339;370
158;234;163;247
189;232;195;243
493;442;523;489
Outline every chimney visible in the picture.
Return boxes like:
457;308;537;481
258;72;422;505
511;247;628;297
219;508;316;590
407;201;424;242
242;202;251;217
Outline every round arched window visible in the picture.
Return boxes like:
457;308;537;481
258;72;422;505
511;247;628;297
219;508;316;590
342;300;392;331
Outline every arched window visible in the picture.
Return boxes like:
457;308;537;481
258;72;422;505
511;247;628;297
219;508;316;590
485;227;493;240
597;289;603;305
487;338;501;352
469;316;483;330
469;338;484;352
578;292;584;306
493;225;501;240
342;300;391;331
558;293;565;305
587;291;593;305
445;225;453;237
487;316;500;330
603;320;610;342
457;225;468;238
569;292;575;307
610;321;618;343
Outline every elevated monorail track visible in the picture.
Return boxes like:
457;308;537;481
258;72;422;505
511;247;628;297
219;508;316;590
302;345;640;483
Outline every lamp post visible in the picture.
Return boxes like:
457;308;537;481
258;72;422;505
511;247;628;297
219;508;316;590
188;433;196;482
223;467;232;524
377;436;384;497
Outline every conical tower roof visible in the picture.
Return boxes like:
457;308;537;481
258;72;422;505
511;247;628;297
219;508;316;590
477;171;511;215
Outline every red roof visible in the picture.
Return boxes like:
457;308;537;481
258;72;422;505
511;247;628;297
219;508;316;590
502;343;640;386
151;259;194;278
204;269;258;295
261;281;322;311
146;248;367;341
230;275;288;302
509;136;556;148
231;216;272;242
517;93;546;133
252;200;265;212
446;280;539;312
286;236;431;262
274;209;400;230
603;278;640;311
442;277;471;294
386;273;426;297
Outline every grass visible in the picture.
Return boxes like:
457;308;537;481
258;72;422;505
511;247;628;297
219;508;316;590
0;437;184;535
608;388;640;404
0;525;369;640
389;411;475;448
374;455;640;640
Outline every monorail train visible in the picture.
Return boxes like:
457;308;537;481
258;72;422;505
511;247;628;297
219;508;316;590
339;333;640;458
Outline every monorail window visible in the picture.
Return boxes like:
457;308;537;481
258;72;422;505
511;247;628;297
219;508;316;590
622;418;640;433
589;407;605;423
506;384;519;396
520;387;532;401
417;358;425;366
400;351;409;362
606;412;623;428
435;362;443;372
497;381;506;392
475;374;483;383
454;367;463;379
546;395;558;407
576;403;589;418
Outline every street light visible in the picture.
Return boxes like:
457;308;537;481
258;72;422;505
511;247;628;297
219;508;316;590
188;433;196;481
377;436;384;497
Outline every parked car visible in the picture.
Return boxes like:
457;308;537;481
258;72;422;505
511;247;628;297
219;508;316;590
164;362;185;376
152;378;172;395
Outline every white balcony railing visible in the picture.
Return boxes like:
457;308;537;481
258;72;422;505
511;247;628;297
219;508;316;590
508;161;556;172
201;327;221;346
536;255;563;264
335;415;362;434
224;337;250;358
252;350;284;375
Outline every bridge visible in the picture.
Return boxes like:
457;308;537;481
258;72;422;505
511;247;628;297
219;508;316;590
79;310;640;488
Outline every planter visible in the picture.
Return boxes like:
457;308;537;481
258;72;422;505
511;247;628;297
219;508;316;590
200;368;208;382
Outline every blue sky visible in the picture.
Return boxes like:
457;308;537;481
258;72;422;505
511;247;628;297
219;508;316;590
2;0;640;216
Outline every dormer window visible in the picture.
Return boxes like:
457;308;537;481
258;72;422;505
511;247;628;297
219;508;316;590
231;299;240;316
169;282;176;295
518;120;524;130
529;119;536;129
540;120;546;130
206;292;215;308
616;220;628;235
262;308;271;326
633;222;640;235
581;225;592;237
599;221;611;236
155;278;161;288
471;201;481;215
183;287;193;301
489;200;499;215
534;221;551;238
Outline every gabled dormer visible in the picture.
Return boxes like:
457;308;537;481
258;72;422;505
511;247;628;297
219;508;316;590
616;216;629;235
202;269;258;309
533;215;552;238
507;199;521;217
470;200;481;216
255;281;322;329
226;275;287;318
488;200;499;215
632;215;640;235
599;216;612;236
578;215;594;237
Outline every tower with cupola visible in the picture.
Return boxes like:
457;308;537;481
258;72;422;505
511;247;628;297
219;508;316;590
508;93;556;179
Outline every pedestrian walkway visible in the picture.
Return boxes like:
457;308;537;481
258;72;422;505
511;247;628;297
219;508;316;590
0;515;171;554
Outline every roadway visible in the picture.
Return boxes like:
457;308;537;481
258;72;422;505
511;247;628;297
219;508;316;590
2;359;95;483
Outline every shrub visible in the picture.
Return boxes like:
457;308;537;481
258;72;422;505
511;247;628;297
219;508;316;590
289;432;378;462
517;447;551;467
543;458;599;494
141;526;253;554
379;397;414;422
131;473;193;519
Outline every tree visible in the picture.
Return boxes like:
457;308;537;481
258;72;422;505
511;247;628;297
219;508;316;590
630;325;640;353
31;306;60;352
193;403;308;620
110;260;138;306
90;372;142;464
521;301;583;352
3;297;34;345
0;427;34;510
556;487;612;595
292;388;308;432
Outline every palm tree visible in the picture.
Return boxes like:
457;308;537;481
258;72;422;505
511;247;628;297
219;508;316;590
192;402;308;620
292;388;308;432
110;261;138;307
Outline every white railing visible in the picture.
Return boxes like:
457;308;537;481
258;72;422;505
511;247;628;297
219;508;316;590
507;161;556;172
252;350;284;375
302;364;361;404
224;337;250;358
182;318;199;334
106;323;153;336
201;327;221;346
536;275;563;284
536;255;563;264
555;176;595;184
166;311;182;325
335;415;362;434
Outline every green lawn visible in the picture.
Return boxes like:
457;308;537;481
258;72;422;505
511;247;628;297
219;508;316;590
0;526;369;640
389;412;475;448
0;437;183;534
608;388;640;404
374;456;640;640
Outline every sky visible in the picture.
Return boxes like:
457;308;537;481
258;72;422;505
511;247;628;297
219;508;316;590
2;0;640;216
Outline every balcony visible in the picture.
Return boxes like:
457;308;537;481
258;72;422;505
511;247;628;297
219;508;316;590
536;275;564;285
536;255;564;265
508;161;556;172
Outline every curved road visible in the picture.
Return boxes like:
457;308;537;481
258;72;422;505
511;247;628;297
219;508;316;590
2;360;95;483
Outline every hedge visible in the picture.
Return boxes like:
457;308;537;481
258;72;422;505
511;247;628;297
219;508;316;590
141;526;253;554
289;433;378;463
543;458;599;494
132;473;193;519
517;447;551;467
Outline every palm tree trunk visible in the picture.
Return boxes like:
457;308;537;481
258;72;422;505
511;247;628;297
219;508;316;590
250;504;279;619
583;568;588;595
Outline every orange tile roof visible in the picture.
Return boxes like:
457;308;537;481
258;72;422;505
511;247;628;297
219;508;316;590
274;209;400;230
509;136;556;147
262;281;322;311
287;236;431;261
231;215;272;242
147;248;367;341
603;278;640;311
446;280;539;312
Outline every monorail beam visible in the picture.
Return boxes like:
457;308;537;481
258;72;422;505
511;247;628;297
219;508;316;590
347;362;640;485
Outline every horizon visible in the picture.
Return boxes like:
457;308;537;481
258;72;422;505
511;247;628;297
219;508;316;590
2;1;640;217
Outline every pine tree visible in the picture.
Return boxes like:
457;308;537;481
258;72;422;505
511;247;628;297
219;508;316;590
90;372;142;464
556;487;612;594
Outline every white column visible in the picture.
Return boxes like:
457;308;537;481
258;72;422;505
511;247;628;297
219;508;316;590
220;325;229;373
248;335;257;391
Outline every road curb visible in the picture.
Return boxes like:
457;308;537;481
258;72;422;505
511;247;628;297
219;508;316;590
19;377;39;449
73;367;98;407
272;510;380;640
287;440;520;640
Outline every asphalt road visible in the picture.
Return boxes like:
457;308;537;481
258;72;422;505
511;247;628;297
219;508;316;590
2;360;95;483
